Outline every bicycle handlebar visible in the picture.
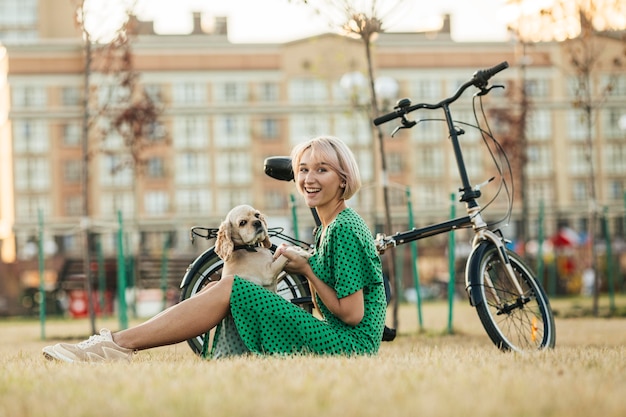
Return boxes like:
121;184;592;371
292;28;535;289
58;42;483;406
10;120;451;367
373;61;509;126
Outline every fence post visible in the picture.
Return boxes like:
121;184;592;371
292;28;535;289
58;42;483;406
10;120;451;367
406;187;423;330
38;208;46;340
96;236;105;316
537;200;545;288
447;193;456;334
602;207;616;313
161;234;171;311
117;210;128;330
290;194;299;241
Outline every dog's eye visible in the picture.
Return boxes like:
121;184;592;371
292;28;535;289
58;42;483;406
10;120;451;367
239;220;247;227
254;213;260;219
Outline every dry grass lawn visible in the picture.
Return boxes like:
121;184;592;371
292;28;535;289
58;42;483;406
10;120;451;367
1;296;624;417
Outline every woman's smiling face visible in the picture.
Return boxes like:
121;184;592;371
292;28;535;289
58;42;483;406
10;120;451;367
297;148;344;209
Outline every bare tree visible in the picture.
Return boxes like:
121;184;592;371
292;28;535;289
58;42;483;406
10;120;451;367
73;0;166;330
73;0;97;334
290;0;407;334
509;0;626;315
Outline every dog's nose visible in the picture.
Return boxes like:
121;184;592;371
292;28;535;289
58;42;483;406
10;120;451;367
253;220;262;228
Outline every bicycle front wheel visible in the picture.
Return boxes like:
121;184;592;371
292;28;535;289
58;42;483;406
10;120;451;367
179;246;312;355
468;242;556;352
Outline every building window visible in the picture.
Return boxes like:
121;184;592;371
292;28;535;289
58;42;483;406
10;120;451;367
386;152;404;175
410;79;441;101
334;113;371;146
146;157;165;178
61;86;81;106
289;114;331;144
100;155;132;187
173;117;208;149
458;146;482;178
415;183;441;210
12;120;49;153
416;147;444;177
603;108;626;139
215;152;251;184
217;189;251;214
264;189;286;210
101;129;124;151
525;78;550;97
15;195;51;221
288;79;328;103
572;180;588;201
11;85;47;108
411;119;443;143
607;180;623;201
567;110;587;141
257;82;279;102
568;145;588;175
172;82;206;105
14;158;49;190
215;82;248;103
528;181;554;205
144;191;169;215
145;121;167;142
144;83;163;103
604;143;626;174
388;187;406;207
214;115;250;148
64;195;83;217
101;192;134;217
527;145;552;177
175;153;209;185
175;189;211;214
527;110;551;141
63;160;82;183
354;149;373;183
62;122;81;146
453;111;481;143
259;117;279;139
97;84;128;107
604;74;626;97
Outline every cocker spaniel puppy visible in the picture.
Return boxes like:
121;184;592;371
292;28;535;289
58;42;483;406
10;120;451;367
215;204;309;291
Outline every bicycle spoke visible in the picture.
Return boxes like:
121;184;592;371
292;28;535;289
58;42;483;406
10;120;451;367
472;244;555;351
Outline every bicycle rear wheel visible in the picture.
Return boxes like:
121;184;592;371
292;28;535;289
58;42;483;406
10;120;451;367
467;242;556;352
179;246;312;355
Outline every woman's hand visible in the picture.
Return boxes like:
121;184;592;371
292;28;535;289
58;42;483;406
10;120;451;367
275;244;364;326
275;244;312;275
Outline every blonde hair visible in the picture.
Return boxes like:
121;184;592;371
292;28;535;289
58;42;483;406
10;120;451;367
290;136;362;200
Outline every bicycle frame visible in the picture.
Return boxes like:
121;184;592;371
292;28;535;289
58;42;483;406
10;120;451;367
373;61;528;304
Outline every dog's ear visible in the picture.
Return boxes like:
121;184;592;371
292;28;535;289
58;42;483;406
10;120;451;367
258;212;272;249
215;219;234;261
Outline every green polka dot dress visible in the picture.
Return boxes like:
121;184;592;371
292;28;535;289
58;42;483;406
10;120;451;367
211;207;387;358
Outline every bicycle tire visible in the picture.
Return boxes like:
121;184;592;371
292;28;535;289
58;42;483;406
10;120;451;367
179;245;312;355
467;242;556;352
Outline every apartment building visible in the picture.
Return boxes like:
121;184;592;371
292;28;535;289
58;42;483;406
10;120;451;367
1;1;625;311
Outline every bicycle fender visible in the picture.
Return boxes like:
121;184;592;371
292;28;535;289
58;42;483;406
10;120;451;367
464;241;492;307
179;247;218;289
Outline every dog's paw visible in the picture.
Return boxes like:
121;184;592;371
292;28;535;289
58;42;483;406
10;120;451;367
284;246;312;259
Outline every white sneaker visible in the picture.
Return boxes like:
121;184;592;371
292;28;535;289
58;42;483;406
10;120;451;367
42;329;134;363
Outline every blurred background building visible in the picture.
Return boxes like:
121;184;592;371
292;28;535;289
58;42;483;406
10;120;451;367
0;0;624;315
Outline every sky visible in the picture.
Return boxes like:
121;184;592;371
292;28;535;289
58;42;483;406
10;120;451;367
86;0;518;43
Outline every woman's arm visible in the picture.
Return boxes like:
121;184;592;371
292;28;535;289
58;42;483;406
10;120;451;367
277;245;364;326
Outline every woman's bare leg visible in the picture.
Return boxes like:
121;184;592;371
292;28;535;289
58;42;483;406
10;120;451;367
112;275;234;350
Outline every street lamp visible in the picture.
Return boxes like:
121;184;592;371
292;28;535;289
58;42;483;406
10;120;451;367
375;75;399;110
340;71;368;105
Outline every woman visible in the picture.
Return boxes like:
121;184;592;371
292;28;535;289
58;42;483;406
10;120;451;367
43;136;387;362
